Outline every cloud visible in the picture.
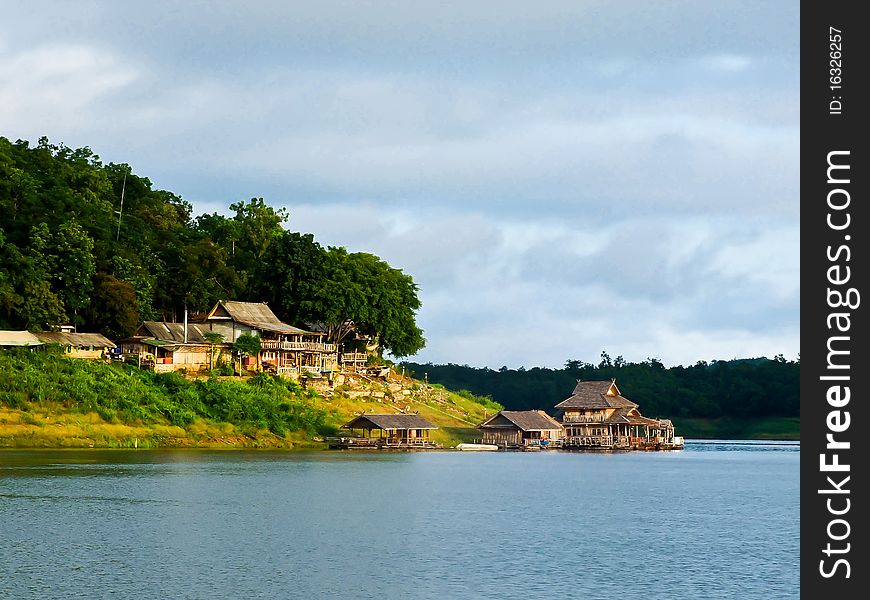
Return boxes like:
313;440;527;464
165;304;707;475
0;44;137;134
0;2;799;368
285;204;799;367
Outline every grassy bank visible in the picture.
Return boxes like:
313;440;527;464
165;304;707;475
0;350;498;448
672;417;799;441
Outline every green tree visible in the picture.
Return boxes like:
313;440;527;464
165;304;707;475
233;333;262;373
17;223;66;330
110;255;158;321
259;231;326;321
51;220;96;325
229;197;288;278
85;274;140;338
311;249;425;357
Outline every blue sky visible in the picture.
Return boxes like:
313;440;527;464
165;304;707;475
1;1;799;368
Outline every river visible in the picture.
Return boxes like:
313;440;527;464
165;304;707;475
0;440;798;599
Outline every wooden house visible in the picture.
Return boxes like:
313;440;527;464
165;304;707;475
34;332;116;359
333;413;439;448
556;379;681;449
119;322;218;372
203;301;338;375
478;410;563;448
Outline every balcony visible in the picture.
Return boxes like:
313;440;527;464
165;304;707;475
340;352;368;363
562;415;606;424
260;341;337;352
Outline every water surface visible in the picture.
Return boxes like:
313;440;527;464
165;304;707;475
0;441;799;599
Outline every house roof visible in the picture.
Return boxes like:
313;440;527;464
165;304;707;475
206;301;317;335
140;339;209;351
480;410;563;431
138;321;213;344
554;379;638;410
34;332;116;349
604;407;634;423
0;330;43;346
341;413;438;431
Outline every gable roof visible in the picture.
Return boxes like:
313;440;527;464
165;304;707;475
604;407;635;423
34;332;116;349
205;301;316;335
480;410;563;431
554;379;637;410
138;321;215;344
0;330;43;346
341;413;438;430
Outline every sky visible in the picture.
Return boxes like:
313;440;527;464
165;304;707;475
1;1;799;369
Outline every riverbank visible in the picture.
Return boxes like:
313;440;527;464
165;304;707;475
1;352;798;448
672;417;799;440
0;351;499;449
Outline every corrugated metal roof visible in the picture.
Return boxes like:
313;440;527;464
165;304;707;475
139;322;212;344
208;301;316;335
0;330;43;346
35;332;116;348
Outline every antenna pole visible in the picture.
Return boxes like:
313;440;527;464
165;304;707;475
116;170;127;241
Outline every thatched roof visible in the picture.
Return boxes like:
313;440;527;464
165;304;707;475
206;300;317;335
604;407;634;424
341;413;438;430
0;330;43;346
480;410;563;432
555;379;637;410
35;332;116;349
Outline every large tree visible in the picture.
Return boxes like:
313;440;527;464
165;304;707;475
310;249;425;357
0;136;426;352
85;274;140;338
51;220;96;325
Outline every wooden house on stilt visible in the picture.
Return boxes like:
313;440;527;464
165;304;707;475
556;379;682;449
478;410;563;449
331;414;440;449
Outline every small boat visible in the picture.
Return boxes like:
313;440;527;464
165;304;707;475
455;443;499;451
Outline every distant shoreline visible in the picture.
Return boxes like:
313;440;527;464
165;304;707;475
671;416;799;441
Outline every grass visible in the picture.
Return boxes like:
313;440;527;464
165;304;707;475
0;349;501;449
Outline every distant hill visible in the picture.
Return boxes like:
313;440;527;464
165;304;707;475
401;354;799;422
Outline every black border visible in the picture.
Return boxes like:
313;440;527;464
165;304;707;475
801;4;867;595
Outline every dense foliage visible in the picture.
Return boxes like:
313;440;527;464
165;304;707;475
402;353;799;420
0;136;424;357
0;349;335;437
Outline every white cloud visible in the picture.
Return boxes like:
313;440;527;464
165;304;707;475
0;44;137;134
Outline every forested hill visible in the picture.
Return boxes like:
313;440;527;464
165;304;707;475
0;136;424;356
401;354;799;420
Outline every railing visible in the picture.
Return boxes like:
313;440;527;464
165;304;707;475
380;438;437;447
564;435;616;447
260;341;337;352
562;415;606;423
326;436;439;448
340;352;368;363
